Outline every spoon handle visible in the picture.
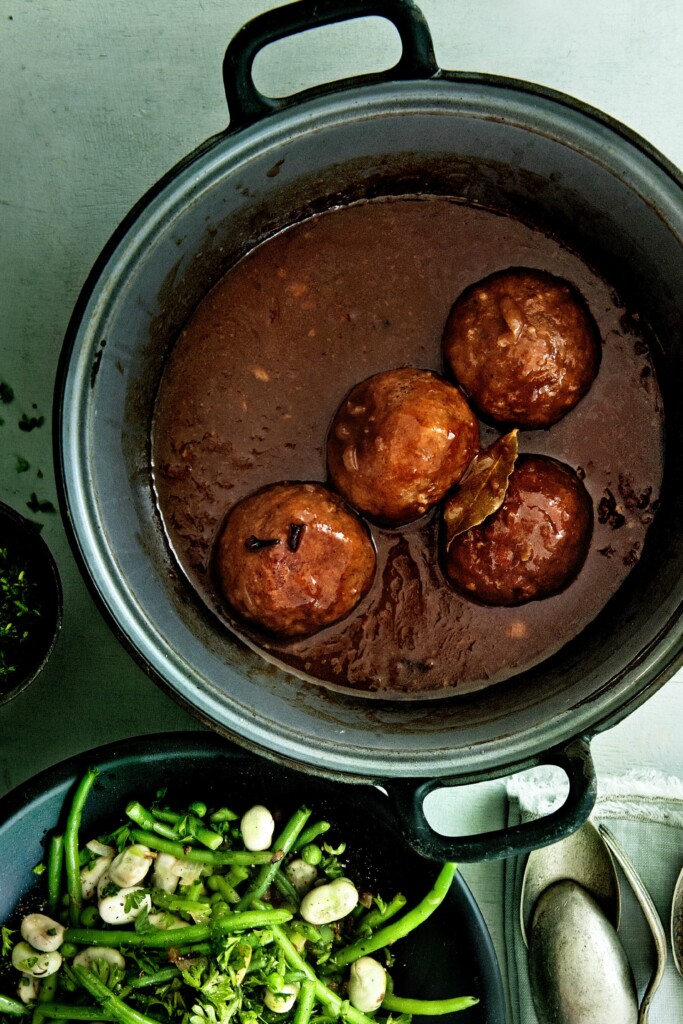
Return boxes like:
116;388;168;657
598;824;667;1024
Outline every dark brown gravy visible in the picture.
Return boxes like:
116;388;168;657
152;196;664;697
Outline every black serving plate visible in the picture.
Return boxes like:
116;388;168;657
0;732;506;1022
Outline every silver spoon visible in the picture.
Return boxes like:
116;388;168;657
671;865;683;976
528;878;638;1024
519;818;620;945
599;824;667;1024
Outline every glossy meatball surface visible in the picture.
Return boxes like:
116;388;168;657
443;455;593;606
443;268;601;427
327;368;479;526
216;483;376;638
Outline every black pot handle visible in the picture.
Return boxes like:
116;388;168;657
223;0;439;131
385;737;597;862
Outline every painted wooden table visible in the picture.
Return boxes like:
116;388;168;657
2;0;682;1014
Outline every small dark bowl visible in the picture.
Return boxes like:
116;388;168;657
0;500;62;707
0;733;506;1023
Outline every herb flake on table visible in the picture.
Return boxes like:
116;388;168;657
18;413;45;432
26;493;56;514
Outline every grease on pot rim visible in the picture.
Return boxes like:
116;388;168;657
152;195;664;696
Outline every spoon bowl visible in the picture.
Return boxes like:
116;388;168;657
528;879;637;1024
520;818;620;945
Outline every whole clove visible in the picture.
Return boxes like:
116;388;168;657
244;535;280;551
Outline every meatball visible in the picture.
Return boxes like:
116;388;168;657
215;482;376;638
443;455;593;605
442;268;601;427
327;368;479;526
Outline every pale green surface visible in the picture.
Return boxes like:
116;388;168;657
1;0;683;1002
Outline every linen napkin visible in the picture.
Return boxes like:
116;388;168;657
504;768;683;1023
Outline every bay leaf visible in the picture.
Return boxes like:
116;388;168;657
443;429;519;550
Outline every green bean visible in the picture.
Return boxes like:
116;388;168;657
37;975;58;1004
128;830;273;865
65;908;292;948
0;993;28;1016
206;874;240;904
32;1004;115;1020
227;864;250;887
73;966;160;1024
334;862;457;966
124;802;178;841
381;994;479;1015
292;978;316;1024
273;869;300;905
300;844;322;867
357;893;407;933
125;967;180;989
235;805;312;910
151;809;222;850
292;821;331;851
46;835;64;916
150;888;211;919
64;768;99;926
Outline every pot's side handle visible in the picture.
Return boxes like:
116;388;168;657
385;737;597;862
223;0;439;131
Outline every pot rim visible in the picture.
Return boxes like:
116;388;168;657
54;71;683;781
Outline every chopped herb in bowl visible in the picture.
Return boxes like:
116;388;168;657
0;500;62;705
0;545;42;678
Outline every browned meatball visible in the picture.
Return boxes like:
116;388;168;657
327;368;479;526
215;482;376;638
443;455;593;605
443;268;601;428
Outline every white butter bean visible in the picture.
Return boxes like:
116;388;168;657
97;871;115;899
264;983;300;1013
299;877;358;925
172;859;205;885
285;859;317;895
17;974;40;1004
99;886;151;925
20;913;65;952
348;956;387;1012
73;947;126;970
151;852;181;893
108;844;154;887
81;855;113;901
11;942;62;978
240;804;275;851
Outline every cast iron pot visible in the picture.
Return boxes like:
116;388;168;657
55;0;683;861
0;732;506;1024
